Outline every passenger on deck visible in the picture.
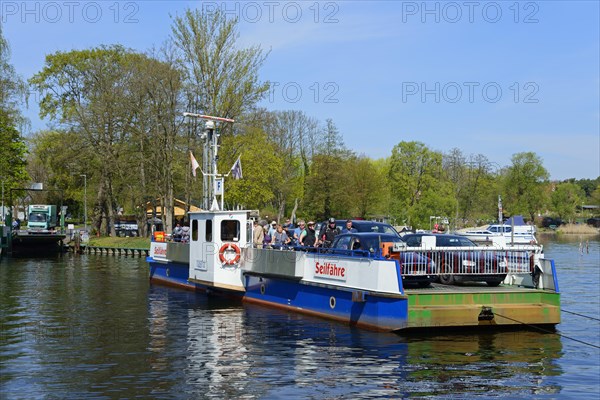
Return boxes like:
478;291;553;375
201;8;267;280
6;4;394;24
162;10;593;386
262;225;272;248
300;221;318;247
253;220;264;247
341;220;357;234
283;219;295;243
272;224;291;248
320;217;339;248
181;225;190;243
172;223;183;242
293;220;306;245
268;221;277;237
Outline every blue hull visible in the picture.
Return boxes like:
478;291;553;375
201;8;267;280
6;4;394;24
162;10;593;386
148;259;196;291
147;258;409;331
244;275;408;331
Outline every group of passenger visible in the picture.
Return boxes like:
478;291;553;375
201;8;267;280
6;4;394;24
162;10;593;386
172;223;190;243
252;217;358;250
253;219;317;249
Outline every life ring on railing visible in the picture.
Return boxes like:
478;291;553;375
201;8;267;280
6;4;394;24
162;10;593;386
219;243;241;265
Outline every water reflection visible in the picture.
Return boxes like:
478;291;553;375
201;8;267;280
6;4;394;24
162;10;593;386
1;241;597;398
144;284;565;399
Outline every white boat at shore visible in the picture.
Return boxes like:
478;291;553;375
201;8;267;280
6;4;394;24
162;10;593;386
457;216;537;245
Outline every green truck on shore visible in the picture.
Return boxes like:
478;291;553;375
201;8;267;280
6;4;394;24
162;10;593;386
27;204;58;232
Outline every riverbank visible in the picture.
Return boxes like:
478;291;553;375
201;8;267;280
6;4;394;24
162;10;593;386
87;236;150;249
555;223;599;235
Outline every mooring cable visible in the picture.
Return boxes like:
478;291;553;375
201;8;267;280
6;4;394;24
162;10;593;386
493;312;600;350
561;309;600;322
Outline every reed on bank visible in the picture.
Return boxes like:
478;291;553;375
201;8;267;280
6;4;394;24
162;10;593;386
556;223;599;235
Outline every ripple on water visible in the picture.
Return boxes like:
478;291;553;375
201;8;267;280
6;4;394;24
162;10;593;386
1;241;599;399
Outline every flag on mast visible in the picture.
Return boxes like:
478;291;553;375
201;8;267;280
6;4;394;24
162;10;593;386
190;151;200;177
230;156;243;180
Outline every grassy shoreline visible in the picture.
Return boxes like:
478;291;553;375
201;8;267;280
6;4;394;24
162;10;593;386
537;223;600;235
86;236;151;249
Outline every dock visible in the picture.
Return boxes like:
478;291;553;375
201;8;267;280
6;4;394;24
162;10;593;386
69;244;149;257
9;230;66;254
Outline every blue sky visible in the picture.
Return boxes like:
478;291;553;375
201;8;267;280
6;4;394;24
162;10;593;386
2;1;599;180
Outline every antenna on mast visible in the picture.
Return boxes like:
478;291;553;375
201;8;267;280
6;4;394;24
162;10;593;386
183;113;235;211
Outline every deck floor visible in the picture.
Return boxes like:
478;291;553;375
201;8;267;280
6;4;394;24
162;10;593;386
404;283;542;294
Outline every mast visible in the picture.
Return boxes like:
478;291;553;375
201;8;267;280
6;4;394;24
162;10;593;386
183;113;235;210
498;195;503;224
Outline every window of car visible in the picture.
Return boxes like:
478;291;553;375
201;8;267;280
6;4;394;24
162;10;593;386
333;235;352;250
436;236;475;246
458;237;476;246
350;238;363;250
404;235;422;247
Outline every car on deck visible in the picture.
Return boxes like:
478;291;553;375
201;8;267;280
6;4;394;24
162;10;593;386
400;233;507;286
330;232;436;288
318;219;399;239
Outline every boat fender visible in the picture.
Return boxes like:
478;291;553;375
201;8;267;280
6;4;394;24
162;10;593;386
219;243;241;265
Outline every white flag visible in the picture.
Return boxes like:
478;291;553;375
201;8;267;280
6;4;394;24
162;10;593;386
230;156;243;180
190;151;200;177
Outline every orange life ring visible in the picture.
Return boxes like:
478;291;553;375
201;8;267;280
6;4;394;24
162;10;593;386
219;243;241;265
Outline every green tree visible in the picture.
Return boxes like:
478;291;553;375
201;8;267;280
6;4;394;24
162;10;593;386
171;8;270;214
30;46;180;235
124;49;184;234
591;186;600;207
0;110;29;197
27;129;91;219
550;182;584;222
503;152;549;222
348;156;386;219
0;23;27;125
564;177;600;198
304;119;353;219
219;126;282;210
172;8;270;121
0;25;29;206
388;141;451;228
261;110;322;221
443;149;500;227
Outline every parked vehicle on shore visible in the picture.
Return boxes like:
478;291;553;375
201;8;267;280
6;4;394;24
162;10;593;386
27;204;57;232
400;233;507;286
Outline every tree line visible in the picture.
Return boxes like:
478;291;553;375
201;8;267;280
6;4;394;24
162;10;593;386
1;11;598;235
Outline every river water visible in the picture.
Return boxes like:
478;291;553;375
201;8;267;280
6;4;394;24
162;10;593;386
1;236;598;399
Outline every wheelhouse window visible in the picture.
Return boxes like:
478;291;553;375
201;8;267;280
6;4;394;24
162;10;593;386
192;220;198;241
221;220;240;242
206;220;213;242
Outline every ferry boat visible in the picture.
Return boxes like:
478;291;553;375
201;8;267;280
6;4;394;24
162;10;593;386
146;114;560;332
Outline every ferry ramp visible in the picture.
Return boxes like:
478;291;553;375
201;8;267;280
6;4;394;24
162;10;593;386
403;283;560;330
